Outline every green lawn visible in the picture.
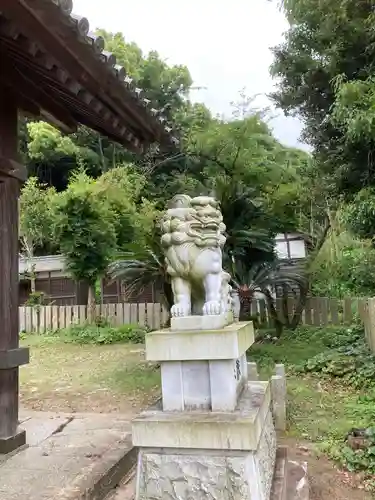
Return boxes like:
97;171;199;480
20;335;160;414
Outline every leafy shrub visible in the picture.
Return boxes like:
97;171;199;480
296;326;375;388
25;291;46;307
325;425;375;482
311;244;375;298
61;323;148;345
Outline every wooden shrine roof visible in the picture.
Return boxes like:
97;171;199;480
0;0;178;152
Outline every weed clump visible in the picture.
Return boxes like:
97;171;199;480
61;323;148;345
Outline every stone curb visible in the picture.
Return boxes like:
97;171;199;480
56;439;138;500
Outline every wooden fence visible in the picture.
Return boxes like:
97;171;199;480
19;303;169;334
19;296;373;334
259;296;368;327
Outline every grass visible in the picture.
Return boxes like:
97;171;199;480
20;334;160;414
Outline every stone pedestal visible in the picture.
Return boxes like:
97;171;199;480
146;322;253;412
133;320;277;500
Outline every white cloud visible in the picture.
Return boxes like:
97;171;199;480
73;0;308;150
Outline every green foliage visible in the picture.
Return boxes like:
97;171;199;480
296;326;375;389
272;0;375;198
19;177;57;255
344;187;375;239
338;431;375;476
109;224;173;308
26;121;102;191
249;325;359;372
249;321;375;485
53;172;118;286
96;30;193;123
25;292;46;307
61;323;148;345
311;243;375;298
232;260;308;334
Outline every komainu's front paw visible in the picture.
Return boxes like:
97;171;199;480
202;301;221;316
171;303;190;317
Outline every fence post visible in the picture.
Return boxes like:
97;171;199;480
366;298;375;353
247;362;259;381
271;364;287;431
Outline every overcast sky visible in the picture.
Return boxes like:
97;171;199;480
73;0;307;150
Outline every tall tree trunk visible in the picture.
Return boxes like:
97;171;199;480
22;237;36;293
87;284;96;323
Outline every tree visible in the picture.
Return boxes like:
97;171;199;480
271;0;375;198
19;177;56;292
96;30;193;123
343;187;375;241
26;121;102;191
53;172;118;310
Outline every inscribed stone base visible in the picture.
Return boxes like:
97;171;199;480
160;354;248;411
136;411;276;500
0;427;26;454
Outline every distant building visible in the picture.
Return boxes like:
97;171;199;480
18;255;161;306
275;233;308;260
19;255;80;306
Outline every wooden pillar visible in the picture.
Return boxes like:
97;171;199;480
0;87;29;453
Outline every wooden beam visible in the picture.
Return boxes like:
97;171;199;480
1;0;154;135
0;157;27;182
0;85;28;453
0;37;143;150
0;47;77;133
0;0;157;141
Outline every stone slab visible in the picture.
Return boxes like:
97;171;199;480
170;312;233;331
132;381;271;451
22;414;73;447
0;412;135;500
146;321;254;362
136;409;276;500
271;447;288;500
287;459;309;500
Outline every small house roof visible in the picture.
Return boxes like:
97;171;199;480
19;254;66;275
0;0;178;152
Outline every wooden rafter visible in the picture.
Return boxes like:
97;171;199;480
0;0;176;147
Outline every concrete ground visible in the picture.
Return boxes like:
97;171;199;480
0;411;136;500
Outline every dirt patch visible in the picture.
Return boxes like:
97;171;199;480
282;438;373;500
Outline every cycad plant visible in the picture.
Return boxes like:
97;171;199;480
108;225;173;309
231;260;308;337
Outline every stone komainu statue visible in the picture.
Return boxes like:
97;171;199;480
161;194;233;318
